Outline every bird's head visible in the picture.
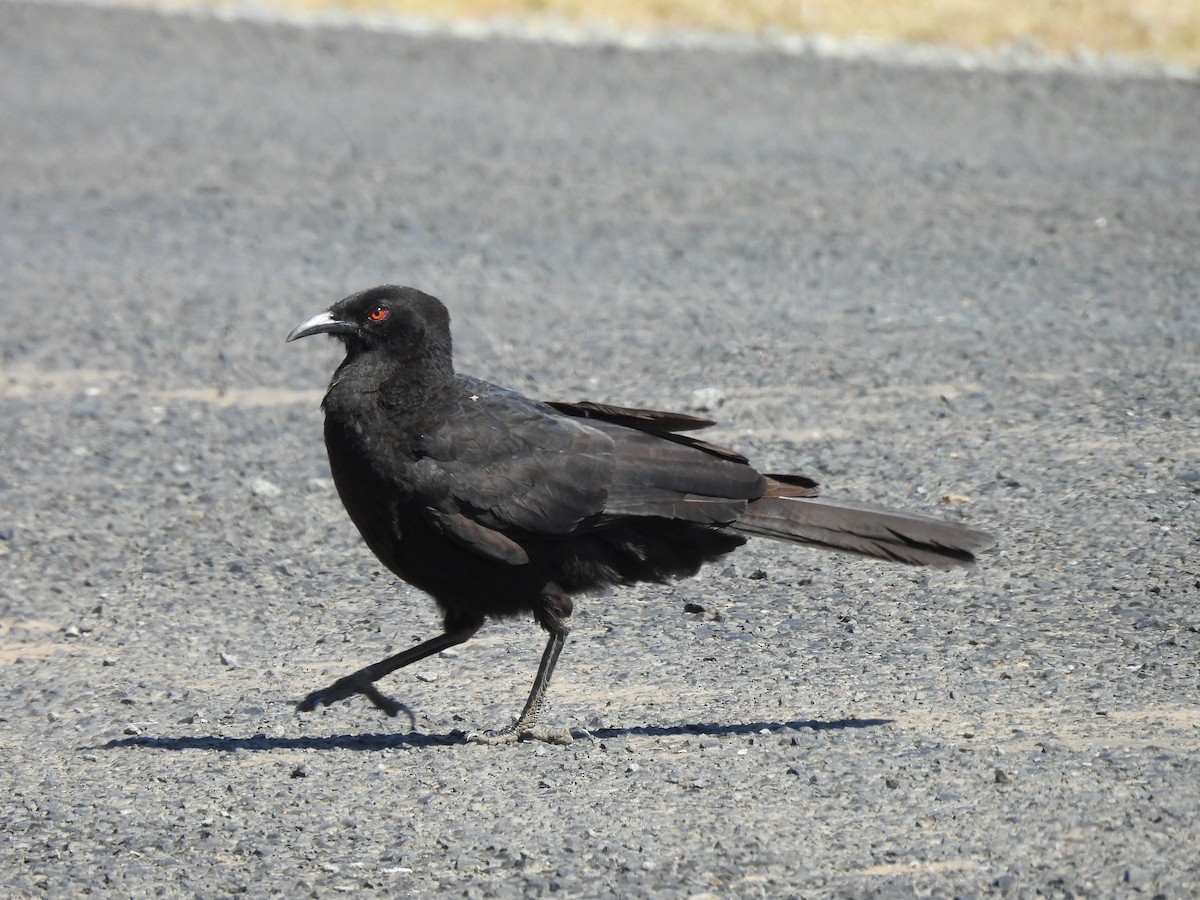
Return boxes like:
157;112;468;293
287;285;453;366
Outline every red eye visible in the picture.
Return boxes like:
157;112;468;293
368;306;388;322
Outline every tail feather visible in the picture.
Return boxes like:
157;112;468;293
732;495;995;569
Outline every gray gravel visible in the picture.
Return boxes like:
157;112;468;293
2;2;1198;896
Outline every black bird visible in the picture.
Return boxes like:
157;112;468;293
287;285;994;742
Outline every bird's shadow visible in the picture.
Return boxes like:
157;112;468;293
92;717;892;754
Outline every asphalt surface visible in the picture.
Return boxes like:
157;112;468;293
2;2;1198;896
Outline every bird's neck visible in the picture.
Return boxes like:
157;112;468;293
325;349;455;417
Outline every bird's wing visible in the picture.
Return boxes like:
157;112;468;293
421;507;532;565
583;419;765;523
548;399;749;462
406;387;773;564
545;400;717;433
411;386;617;556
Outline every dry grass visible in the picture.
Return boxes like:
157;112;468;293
244;0;1200;65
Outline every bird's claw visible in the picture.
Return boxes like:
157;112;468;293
297;675;413;722
296;674;360;712
465;728;520;746
464;724;573;745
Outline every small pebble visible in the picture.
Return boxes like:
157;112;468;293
688;387;726;412
1124;867;1153;888
250;478;282;498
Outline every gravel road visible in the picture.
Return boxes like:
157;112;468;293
2;2;1198;896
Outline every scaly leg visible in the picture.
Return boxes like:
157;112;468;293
470;588;573;744
298;618;480;718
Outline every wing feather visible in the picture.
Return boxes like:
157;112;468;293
411;385;775;560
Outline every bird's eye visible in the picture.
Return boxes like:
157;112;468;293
367;306;389;322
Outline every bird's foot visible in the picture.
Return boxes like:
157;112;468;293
297;674;412;722
465;723;573;746
465;727;520;746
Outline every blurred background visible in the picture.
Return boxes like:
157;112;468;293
179;0;1200;66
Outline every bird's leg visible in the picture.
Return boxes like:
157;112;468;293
469;589;573;745
469;626;570;745
298;617;481;719
512;625;569;732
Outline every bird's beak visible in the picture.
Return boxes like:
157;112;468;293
286;311;358;343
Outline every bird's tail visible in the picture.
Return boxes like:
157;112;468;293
732;484;995;569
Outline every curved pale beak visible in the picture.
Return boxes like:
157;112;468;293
286;311;357;342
